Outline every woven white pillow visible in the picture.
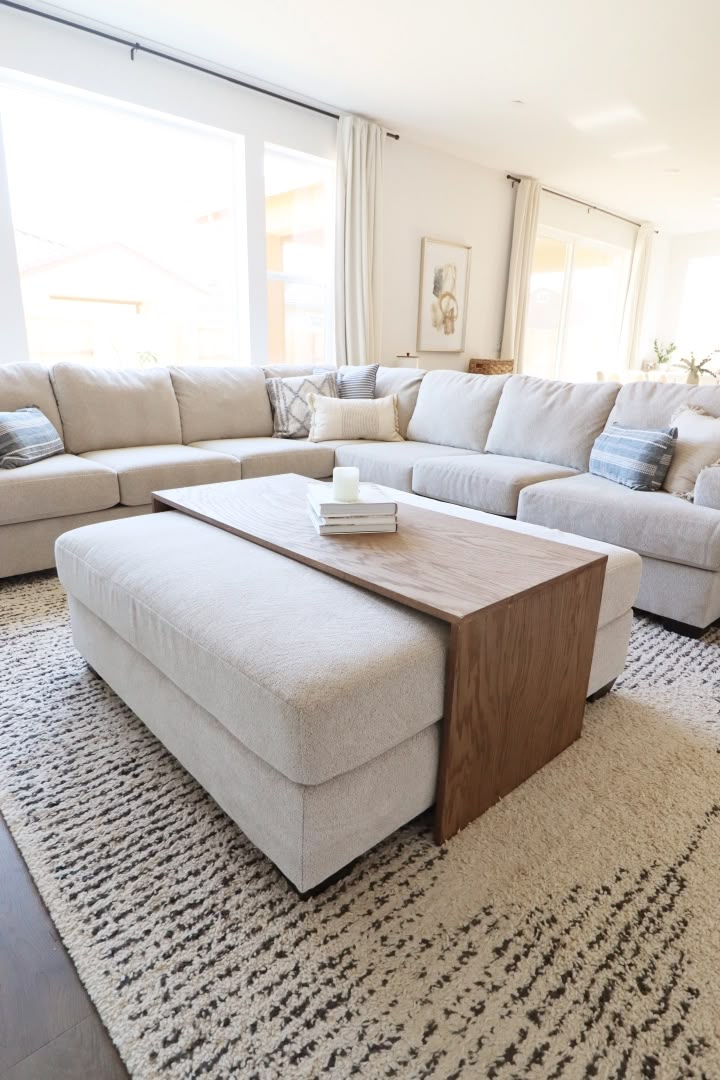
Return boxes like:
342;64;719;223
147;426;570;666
663;405;720;495
307;394;403;443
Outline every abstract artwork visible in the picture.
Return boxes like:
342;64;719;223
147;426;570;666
417;238;472;352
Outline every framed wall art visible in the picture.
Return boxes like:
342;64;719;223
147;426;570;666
416;237;472;353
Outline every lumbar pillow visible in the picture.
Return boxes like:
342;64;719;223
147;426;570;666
266;372;338;439
0;406;64;469
315;364;379;399
662;406;720;495
589;423;677;491
307;394;403;443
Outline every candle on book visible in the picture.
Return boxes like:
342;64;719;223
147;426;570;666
333;466;360;502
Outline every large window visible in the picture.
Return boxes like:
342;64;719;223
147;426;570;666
0;78;247;368
264;145;334;366
523;193;635;382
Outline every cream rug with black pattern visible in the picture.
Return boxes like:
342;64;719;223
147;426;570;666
2;572;720;1079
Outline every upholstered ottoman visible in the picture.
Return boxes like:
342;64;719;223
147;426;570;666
55;495;641;893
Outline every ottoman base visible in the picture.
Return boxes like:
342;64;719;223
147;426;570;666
69;598;439;893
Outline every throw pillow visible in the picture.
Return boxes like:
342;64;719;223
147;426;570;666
589;423;677;491
0;406;64;469
662;406;720;496
266;372;338;439
307;394;403;443
314;364;379;399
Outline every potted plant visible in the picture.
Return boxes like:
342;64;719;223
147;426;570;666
653;338;677;367
675;350;720;385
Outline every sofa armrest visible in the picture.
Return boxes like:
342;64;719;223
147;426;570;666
693;466;720;510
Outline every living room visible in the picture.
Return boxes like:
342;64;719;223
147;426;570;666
2;2;720;1078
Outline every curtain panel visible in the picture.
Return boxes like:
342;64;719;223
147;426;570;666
500;177;542;372
335;115;384;366
620;221;655;369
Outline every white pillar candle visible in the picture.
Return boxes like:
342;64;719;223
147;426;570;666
333;466;360;502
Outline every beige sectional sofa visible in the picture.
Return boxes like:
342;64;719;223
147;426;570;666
3;359;720;633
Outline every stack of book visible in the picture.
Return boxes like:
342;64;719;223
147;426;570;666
307;483;398;535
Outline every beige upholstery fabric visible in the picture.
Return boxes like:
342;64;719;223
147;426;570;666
262;365;332;379
374;367;426;437
0;362;64;435
70;597;440;893
189;437;336;479
170;366;273;443
518;473;720;571
0;453;118;526
308;394;402;442
0;505;147;578
51;364;182;453
334;441;472;491
486;376;620;471
663;407;720;495
407;371;509;451
608;381;720;429
55;512;450;786
81;445;240;507
412;454;578;517
635;554;720;629
694;466;720;511
392;487;641;629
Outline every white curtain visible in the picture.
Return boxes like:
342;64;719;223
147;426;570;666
620;222;655;369
500;178;542;370
335;115;384;366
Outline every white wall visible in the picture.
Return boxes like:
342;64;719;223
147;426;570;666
652;231;720;358
382;139;514;371
0;116;27;363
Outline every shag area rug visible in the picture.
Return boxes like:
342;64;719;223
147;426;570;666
2;573;720;1079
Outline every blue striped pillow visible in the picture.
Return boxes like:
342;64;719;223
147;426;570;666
0;406;64;469
590;423;677;491
315;364;378;399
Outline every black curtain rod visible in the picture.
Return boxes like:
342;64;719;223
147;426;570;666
0;0;400;139
506;173;647;229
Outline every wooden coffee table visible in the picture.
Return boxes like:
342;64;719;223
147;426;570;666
153;475;606;843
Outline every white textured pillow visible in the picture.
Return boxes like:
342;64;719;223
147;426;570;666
663;406;720;495
307;394;403;443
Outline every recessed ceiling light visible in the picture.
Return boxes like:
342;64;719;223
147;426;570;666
612;143;670;160
571;105;645;131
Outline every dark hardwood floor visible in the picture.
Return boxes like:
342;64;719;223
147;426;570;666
0;814;127;1079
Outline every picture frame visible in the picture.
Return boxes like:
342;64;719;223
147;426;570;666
416;237;472;353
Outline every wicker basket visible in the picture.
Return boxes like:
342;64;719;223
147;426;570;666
469;358;514;376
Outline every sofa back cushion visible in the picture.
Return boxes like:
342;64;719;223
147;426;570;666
608;381;720;429
485;375;620;471
407;370;509;451
374;367;426;437
0;362;64;435
170;366;272;443
51;363;182;453
263;364;332;379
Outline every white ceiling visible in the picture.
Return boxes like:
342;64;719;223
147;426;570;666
30;0;720;233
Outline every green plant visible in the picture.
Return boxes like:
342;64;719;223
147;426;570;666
676;350;720;385
653;338;677;366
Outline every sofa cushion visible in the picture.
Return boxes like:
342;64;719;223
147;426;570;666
0;362;64;434
0;407;64;469
694;465;720;511
589;424;677;492
190;437;336;480
374;367;426;437
607;381;720;429
518;473;720;572
170;366;273;443
308;394;402;443
413;454;578;517
333;441;472;492
51;364;182;453
0;453;119;526
407;371;509;451
81;445;241;507
263;364;332;379
266;372;338;439
485;375;620;471
55;511;449;786
663;407;720;495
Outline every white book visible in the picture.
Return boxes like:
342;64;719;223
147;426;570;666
307;482;397;518
314;513;397;527
307;506;397;535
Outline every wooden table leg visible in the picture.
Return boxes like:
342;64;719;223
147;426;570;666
434;560;606;843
